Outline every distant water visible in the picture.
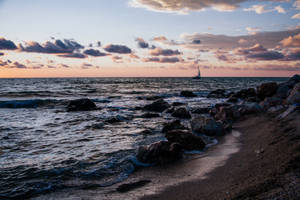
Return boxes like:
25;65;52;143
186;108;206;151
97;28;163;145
0;77;287;199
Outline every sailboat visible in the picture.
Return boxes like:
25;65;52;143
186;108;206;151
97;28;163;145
192;66;201;79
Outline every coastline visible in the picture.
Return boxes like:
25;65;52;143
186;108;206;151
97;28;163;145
139;111;300;200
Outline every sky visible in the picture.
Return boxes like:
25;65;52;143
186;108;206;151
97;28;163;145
1;0;300;77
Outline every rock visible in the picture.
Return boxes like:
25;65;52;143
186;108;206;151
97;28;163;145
171;107;191;119
257;82;278;100
116;180;151;193
139;129;153;135
207;89;227;98
165;130;206;151
227;96;238;103
239;103;263;115
260;97;283;110
268;105;284;113
90;123;104;129
172;102;185;107
162;120;187;133
215;105;241;122
137;141;182;164
191;116;225;136
105;115;126;124
233;88;256;100
143;99;170;112
276;83;291;99
165;107;175;113
191;107;210;114
286;74;300;87
67;98;97;111
180;91;197;97
215;103;231;110
146;96;162;101
141;113;160;118
277;105;297;120
286;83;300;104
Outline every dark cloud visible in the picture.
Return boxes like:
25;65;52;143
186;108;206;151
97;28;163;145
59;53;86;59
135;37;149;48
59;64;70;68
12;62;26;69
112;55;123;63
143;56;183;63
285;49;300;61
0;38;17;50
47;65;56;69
247;51;284;60
0;52;4;56
19;39;84;54
149;47;181;56
192;39;201;44
81;63;93;69
83;49;108;57
104;44;132;54
254;64;300;71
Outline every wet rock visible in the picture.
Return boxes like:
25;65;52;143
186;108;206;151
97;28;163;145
191;116;225;136
139;129;153;135
172;102;185;107
165;107;175;113
268;105;284;113
260;97;283;110
207;89;227;98
162;120;187;133
286;83;300;104
180;91;197;97
171;107;191;119
137;141;183;164
116;180;151;193
67;98;97;111
90;123;104;129
233;88;256;100
227;96;238;103
215;105;241;122
105;115;126;124
146;96;162;101
286;74;300;87
165;130;205;150
143;99;170;112
276;83;291;99
191;107;210;114
239;103;263;115
141;113;160;118
215;103;231;110
257;82;278;100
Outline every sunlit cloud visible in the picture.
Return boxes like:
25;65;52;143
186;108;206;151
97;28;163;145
149;47;181;56
292;13;300;19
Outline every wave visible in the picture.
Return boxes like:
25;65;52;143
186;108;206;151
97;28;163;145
0;99;61;108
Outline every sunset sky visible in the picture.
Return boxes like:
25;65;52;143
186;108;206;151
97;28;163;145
1;0;300;77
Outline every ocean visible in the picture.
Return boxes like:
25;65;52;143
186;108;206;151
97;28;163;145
0;77;287;199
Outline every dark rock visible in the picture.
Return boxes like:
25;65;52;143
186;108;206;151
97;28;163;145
162;120;187;133
67;98;97;111
191;116;225;136
146;96;162;101
116;180;151;193
180;91;197;97
137;141;182;164
165;130;206;150
172;102;185;107
215;105;241;122
144;99;170;112
105;115;125;124
227;96;238;103
286;83;300;104
139;129;153;135
239;103;263;115
207;89;227;98
233;88;256;99
171;107;191;119
191;107;210;114
141;113;160;118
257;82;278;100
286;74;300;88
215;103;231;110
165;107;175;113
276;83;291;99
260;97;283;110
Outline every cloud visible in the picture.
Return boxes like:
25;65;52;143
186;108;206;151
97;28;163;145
83;49;108;57
149;47;181;56
143;56;183;63
10;61;26;69
280;33;300;47
81;63;94;69
274;6;286;14
244;5;270;14
292;13;300;19
0;52;4;56
152;36;167;41
104;44;132;54
129;53;140;59
294;0;300;9
59;52;86;58
192;39;201;44
254;64;300;71
112;55;123;63
19;39;84;54
285;48;300;60
59;64;70;68
246;27;261;35
135;37;149;48
0;37;17;50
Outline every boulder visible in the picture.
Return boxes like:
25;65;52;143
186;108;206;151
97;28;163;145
136;141;182;164
171;107;191;119
67;98;97;111
172;102;185;107
141;113;160;118
268;105;284;113
165;130;206;151
146;96;162;101
207;89;227;98
286;83;300;104
276;83;291;99
257;82;278;100
105;115;126;124
286;74;300;88
260;97;283;110
227;96;238;103
239;103;263;115
191;116;225;136
233;88;256;99
215;105;241;122
165;107;175;113
162;120;187;133
180;91;197;97
143;99;170;112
